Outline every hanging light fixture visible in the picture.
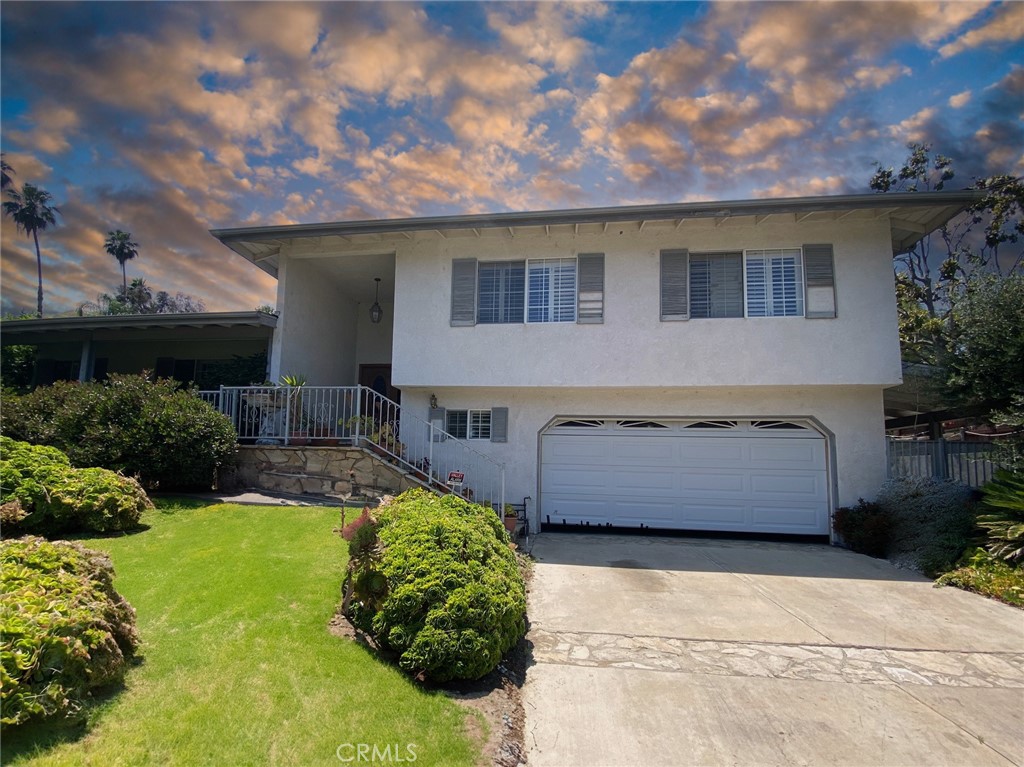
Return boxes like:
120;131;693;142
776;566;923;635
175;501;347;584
369;277;383;324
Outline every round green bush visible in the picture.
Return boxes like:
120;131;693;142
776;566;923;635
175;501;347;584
344;489;526;683
1;374;237;490
1;437;151;534
1;536;140;728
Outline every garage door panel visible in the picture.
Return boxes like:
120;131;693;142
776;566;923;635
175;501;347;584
678;471;747;493
749;440;825;467
751;505;823;529
610;469;677;493
749;472;823;497
541;420;830;535
611;440;678;464
679;503;747;525
677;442;746;463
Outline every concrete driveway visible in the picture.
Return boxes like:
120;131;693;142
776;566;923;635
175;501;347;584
522;533;1024;767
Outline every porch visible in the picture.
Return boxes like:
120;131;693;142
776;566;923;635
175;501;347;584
201;385;506;510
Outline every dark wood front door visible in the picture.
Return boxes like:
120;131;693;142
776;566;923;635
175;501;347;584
359;364;400;403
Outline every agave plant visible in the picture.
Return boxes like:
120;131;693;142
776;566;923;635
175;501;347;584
977;470;1024;563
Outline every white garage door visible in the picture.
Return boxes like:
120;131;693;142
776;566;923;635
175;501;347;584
540;419;829;535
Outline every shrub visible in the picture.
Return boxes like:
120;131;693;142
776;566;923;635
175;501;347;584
936;548;1024;607
342;489;526;683
1;536;140;728
877;476;978;576
1;374;237;490
832;499;891;558
0;437;150;534
977;470;1024;563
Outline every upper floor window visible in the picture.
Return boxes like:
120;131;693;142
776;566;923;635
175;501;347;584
451;255;604;326
745;249;804;317
661;244;834;321
478;261;525;324
527;258;577;323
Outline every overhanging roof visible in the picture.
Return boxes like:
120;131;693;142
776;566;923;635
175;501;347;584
211;191;983;279
1;311;277;346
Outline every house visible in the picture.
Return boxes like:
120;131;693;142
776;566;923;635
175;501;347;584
0;311;276;387
211;191;979;538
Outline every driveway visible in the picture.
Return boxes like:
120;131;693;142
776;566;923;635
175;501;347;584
522;533;1024;767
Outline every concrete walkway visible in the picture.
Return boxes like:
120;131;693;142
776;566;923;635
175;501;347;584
523;533;1024;767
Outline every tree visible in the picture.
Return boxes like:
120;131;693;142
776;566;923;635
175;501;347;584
944;275;1024;423
104;229;140;296
870;144;1022;365
2;183;60;318
80;278;206;316
1;154;13;191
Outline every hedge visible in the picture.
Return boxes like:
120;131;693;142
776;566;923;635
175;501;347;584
342;490;526;682
1;537;140;728
1;437;150;534
1;374;237;490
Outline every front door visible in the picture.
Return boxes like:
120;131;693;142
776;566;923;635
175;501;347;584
359;364;399;402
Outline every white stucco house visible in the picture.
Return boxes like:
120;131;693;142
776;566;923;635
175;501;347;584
211;191;977;538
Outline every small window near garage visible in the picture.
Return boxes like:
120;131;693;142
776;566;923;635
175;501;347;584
617;420;670;429
446;409;491;440
682;420;739;429
553;419;604;428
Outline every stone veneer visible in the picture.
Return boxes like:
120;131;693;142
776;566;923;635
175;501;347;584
227;445;423;499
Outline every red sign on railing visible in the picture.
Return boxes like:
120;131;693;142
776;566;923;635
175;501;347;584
447;471;465;485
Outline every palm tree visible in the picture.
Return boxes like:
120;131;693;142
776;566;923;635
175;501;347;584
3;183;59;318
1;154;13;191
104;229;140;296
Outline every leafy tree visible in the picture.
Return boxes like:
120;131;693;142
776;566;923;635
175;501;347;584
2;183;60;318
80;278;206;316
870;143;1023;365
944;274;1024;423
104;229;139;296
0;154;13;190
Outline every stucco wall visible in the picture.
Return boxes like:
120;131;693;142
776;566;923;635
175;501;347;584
274;258;358;385
390;217;901;388
401;385;886;529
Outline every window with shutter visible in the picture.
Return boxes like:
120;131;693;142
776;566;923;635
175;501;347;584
445;409;491;439
527;258;577;323
577;253;604;323
689;252;743;318
803;243;837;318
478;261;525;323
745;249;804;317
450;258;478;326
660;249;689;320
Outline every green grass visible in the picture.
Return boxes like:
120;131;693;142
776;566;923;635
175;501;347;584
936;548;1024;607
3;498;479;766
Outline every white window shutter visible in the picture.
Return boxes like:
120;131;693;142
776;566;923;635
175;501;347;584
490;407;508;443
450;258;477;326
577;253;604;323
744;254;768;317
803;244;836;319
660;249;689;320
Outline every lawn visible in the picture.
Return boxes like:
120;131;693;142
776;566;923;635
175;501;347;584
3;498;480;766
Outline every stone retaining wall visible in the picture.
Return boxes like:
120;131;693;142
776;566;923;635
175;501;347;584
225;445;422;499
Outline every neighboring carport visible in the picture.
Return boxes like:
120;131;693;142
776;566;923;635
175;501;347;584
523;533;1024;767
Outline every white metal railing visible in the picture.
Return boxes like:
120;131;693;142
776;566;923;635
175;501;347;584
198;385;505;509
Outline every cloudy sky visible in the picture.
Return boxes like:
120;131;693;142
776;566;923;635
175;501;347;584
1;1;1021;316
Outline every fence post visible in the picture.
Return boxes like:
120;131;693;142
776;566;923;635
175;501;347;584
932;438;947;480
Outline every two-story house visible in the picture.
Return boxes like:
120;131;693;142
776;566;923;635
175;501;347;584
212;191;977;538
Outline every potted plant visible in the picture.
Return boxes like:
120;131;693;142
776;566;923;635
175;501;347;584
371;422;405;458
503;504;518;535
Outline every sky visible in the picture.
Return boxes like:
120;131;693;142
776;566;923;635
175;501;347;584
1;1;1022;316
